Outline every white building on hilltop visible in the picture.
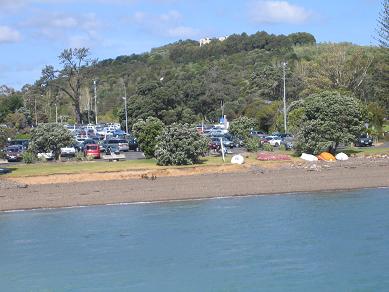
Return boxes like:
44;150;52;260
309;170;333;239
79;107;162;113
199;36;229;47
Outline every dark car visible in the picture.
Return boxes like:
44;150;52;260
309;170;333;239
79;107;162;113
355;134;373;147
128;136;139;151
7;139;29;150
105;144;121;155
208;138;221;151
5;145;24;162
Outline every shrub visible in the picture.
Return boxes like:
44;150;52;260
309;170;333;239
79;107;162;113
245;137;260;152
229;116;256;141
263;143;274;152
29;124;75;160
132;117;165;158
295;91;366;155
155;123;209;166
75;151;85;161
279;144;287;151
22;151;36;164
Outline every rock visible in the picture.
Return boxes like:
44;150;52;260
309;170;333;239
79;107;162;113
231;154;245;165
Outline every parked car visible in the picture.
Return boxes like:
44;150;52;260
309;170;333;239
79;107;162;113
103;139;129;152
280;137;294;150
265;136;282;147
60;145;76;157
37;152;54;161
7;139;29;150
355;134;373;147
105;144;121;155
128;136;139;151
5;145;24;162
84;144;101;159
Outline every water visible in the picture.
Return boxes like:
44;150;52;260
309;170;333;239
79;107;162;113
1;189;389;291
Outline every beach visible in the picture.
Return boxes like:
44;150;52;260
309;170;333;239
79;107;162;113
1;157;389;212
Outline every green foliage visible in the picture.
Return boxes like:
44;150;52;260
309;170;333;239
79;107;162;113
368;102;385;131
244;100;282;132
155;123;208;166
132;117;165;158
229;116;256;140
0;127;15;149
29;124;75;159
22;151;36;164
75;151;85;161
245;137;260;152
279;144;287;151
376;0;389;48
287;107;305;135
295;91;366;155
263;143;274;152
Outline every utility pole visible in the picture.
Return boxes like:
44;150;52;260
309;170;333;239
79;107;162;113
35;96;40;126
122;79;129;134
93;80;98;125
282;62;287;134
55;103;58;124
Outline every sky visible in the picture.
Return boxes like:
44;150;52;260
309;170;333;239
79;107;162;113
0;0;383;89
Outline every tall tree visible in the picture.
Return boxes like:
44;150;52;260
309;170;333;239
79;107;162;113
41;48;94;124
376;0;389;48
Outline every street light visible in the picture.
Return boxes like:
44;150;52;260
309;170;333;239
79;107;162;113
282;61;287;134
122;96;128;134
93;80;98;125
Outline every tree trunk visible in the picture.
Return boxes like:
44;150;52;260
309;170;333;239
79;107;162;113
74;98;82;124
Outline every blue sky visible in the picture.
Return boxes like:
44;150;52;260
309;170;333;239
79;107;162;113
0;0;382;89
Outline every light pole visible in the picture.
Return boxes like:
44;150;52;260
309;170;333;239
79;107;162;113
282;61;287;134
93;80;98;125
122;96;128;134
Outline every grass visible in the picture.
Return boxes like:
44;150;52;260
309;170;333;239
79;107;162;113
4;155;234;178
6;145;389;178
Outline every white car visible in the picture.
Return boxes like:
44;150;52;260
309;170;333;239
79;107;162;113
265;136;282;147
37;151;54;161
60;146;76;157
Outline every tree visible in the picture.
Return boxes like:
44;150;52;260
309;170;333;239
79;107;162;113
376;0;389;48
41;48;95;124
29;124;74;159
244;100;282;132
155;123;208;166
229;116;256;141
132;117;164;158
295;91;366;155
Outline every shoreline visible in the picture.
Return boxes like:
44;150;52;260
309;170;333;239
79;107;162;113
2;186;389;214
1;158;389;212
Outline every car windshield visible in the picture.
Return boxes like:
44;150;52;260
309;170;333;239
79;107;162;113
87;145;98;150
7;146;21;152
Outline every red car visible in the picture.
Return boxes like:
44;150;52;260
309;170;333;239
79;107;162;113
84;144;101;159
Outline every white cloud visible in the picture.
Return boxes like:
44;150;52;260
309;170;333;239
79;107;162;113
22;11;102;46
0;25;21;43
167;26;200;38
131;10;199;38
249;0;312;24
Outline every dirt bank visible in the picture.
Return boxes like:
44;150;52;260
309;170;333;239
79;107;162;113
1;158;388;212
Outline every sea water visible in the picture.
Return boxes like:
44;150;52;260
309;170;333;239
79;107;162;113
0;189;389;291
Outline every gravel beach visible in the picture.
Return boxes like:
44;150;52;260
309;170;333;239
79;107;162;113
1;158;389;212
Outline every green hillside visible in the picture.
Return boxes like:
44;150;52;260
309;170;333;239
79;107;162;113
1;31;388;133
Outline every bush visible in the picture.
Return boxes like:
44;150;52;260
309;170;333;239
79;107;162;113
295;91;366;155
22;151;36;164
29;124;75;160
75;151;85;161
229;116;256;141
132;117;165;158
263;143;274;152
155;123;209;166
279;144;287;151
245;137;260;152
